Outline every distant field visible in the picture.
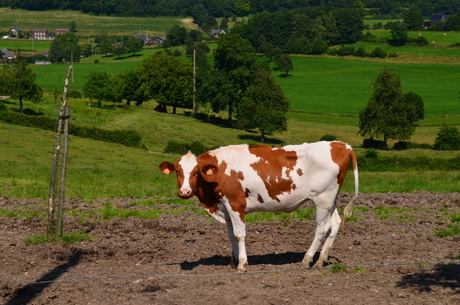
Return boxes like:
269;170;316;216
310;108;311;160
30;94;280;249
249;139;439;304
0;8;193;37
368;29;460;45
275;56;460;117
29;53;460;117
0;39;50;53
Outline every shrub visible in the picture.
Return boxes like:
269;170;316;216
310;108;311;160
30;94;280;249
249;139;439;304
164;141;210;155
433;126;460;150
320;134;337;141
364;148;378;158
370;47;387;58
67;89;82;99
416;36;429;46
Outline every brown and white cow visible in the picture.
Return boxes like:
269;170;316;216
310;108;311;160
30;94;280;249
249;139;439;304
159;141;358;271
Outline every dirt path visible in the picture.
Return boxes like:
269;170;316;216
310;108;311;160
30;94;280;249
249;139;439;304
1;191;459;304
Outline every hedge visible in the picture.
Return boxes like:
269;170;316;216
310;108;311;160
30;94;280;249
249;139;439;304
0;108;143;148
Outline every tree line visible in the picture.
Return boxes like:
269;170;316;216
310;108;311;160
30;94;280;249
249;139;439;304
3;0;460;20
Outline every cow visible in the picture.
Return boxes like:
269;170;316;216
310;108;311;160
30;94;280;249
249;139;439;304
159;141;359;272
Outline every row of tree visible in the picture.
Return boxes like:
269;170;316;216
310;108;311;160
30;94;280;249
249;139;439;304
233;8;364;55
4;0;460;19
81;33;290;142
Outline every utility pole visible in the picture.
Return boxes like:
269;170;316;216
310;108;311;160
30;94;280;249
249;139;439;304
193;48;196;114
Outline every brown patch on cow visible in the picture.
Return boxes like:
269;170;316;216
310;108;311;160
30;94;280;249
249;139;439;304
245;188;251;198
248;146;298;202
330;142;352;187
257;194;264;203
197;157;247;222
297;168;303;176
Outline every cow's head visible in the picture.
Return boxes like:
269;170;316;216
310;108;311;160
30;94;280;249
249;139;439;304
159;151;218;199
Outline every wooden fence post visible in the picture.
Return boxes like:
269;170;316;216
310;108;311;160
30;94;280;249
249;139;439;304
48;65;72;236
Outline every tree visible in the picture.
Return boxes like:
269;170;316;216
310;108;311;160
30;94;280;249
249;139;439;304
126;38;144;55
48;32;81;63
99;38;113;56
237;69;289;142
117;70;149;106
138;52;193;114
358;67;424;149
1;53;43;113
211;33;257;125
166;25;187;46
69;21;77;33
113;45;127;58
332;8;364;44
83;71;112;108
80;43;93;57
274;54;293;75
388;22;408;46
404;10;424;30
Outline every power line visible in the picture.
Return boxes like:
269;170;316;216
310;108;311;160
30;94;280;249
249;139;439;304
1;259;459;287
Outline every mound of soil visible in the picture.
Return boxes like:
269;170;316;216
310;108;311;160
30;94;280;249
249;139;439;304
1;191;459;304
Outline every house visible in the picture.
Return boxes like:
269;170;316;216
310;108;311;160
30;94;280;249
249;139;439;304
32;29;50;40
9;27;21;38
1;48;15;63
211;29;226;38
424;14;452;28
135;34;153;45
150;36;166;45
54;29;70;35
35;60;52;65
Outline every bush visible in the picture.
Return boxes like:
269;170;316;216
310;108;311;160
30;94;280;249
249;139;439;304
320;134;337;141
370;47;387;58
67;89;82;99
364;148;378;158
433;126;460;150
164;141;210;155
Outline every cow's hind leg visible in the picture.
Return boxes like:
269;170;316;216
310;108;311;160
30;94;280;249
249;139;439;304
314;206;341;267
302;193;337;267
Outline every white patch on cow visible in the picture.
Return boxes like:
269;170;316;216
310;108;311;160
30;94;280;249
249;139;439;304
209;145;260;176
178;151;198;194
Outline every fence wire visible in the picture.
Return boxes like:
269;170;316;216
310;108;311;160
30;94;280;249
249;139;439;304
1;259;459;287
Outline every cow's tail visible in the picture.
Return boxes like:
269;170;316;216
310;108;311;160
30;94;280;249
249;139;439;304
342;148;359;229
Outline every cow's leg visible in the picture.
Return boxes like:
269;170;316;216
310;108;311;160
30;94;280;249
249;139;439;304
314;206;341;267
226;221;239;268
224;202;247;272
302;193;336;267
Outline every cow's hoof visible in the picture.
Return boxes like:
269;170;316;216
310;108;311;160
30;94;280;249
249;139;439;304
301;256;313;267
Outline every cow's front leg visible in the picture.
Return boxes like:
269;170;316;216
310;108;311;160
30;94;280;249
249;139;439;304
225;205;247;272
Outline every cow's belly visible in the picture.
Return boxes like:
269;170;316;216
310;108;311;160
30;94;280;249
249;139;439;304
244;192;312;214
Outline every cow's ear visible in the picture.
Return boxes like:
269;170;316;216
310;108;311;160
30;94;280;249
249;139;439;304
201;164;218;178
159;162;176;175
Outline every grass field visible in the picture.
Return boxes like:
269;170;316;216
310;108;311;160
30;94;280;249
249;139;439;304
0;8;192;37
274;55;460;117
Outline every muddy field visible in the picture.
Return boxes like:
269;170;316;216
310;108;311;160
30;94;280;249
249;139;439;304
1;191;459;305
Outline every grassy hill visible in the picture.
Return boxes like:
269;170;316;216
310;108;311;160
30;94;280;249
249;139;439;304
0;8;195;37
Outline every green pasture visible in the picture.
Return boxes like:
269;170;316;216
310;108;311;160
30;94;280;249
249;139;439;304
1;110;460;200
0;39;51;53
347;41;460;56
0;8;190;37
368;29;460;44
275;56;460;116
28;52;460;117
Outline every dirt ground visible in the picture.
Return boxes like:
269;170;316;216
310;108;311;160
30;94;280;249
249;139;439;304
1;191;459;305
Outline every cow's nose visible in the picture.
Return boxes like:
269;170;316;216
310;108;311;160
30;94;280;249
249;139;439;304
179;189;192;198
